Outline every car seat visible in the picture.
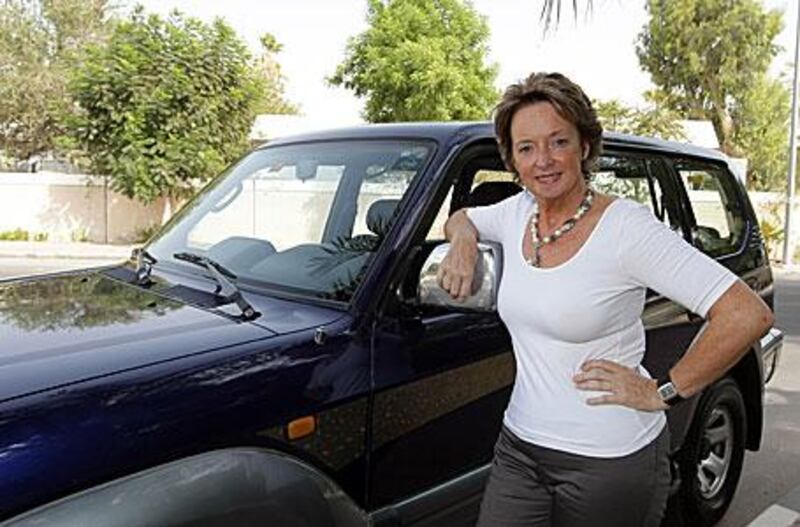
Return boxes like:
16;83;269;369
466;181;521;208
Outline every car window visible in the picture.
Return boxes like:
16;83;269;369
148;140;433;302
674;161;746;257
428;153;680;242
426;187;454;241
594;155;680;230
425;156;515;241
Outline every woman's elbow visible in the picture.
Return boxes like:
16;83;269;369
755;300;775;338
710;281;774;339
736;287;774;339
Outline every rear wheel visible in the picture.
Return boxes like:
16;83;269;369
678;378;746;526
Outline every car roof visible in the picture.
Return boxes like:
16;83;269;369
258;121;729;163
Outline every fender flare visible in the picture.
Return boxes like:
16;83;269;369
4;448;368;527
728;348;764;450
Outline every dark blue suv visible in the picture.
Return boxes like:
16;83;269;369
0;123;783;526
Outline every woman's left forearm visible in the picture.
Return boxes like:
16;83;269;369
668;281;774;398
575;281;774;411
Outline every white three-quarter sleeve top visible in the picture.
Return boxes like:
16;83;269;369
466;191;738;457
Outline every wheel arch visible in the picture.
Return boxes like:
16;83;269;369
3;448;369;527
727;348;764;451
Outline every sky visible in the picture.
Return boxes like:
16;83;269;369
134;0;797;126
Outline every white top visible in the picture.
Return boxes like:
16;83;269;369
466;192;738;457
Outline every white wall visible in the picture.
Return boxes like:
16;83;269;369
0;172;163;243
0;172;798;261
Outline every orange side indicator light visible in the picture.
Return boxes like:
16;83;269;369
287;416;316;440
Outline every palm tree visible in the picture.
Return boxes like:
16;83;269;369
540;0;593;29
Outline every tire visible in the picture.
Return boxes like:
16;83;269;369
677;378;747;526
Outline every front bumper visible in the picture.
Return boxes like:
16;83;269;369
760;327;783;384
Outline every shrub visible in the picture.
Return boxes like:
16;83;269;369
0;228;30;241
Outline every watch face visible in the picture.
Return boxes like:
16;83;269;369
658;382;678;401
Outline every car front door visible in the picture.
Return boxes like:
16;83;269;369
367;143;515;526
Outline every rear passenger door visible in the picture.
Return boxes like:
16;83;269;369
594;151;703;449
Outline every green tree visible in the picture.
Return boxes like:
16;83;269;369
636;0;782;154
329;0;498;122
64;7;263;204
252;33;299;115
595;98;686;141
731;75;790;191
0;0;112;160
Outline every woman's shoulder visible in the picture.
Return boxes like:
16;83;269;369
589;196;659;242
602;195;645;211
512;188;534;207
486;187;533;214
598;196;650;222
599;196;678;249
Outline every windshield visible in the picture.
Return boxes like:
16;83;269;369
148;139;433;302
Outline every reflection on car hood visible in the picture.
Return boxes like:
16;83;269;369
0;269;341;403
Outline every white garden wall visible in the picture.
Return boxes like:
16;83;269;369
0;172;163;243
0;171;798;261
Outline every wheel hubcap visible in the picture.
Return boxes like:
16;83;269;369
697;406;733;499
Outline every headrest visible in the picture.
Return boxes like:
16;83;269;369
467;181;522;208
367;199;399;236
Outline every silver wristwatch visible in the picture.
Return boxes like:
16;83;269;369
656;376;684;406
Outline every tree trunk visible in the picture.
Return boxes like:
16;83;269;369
711;106;736;155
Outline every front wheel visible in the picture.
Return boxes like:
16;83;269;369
677;378;746;526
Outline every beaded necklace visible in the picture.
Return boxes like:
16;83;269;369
526;188;595;267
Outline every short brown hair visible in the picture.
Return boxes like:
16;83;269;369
493;72;602;178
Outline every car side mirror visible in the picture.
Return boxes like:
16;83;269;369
417;242;502;312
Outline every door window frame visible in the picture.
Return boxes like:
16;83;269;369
664;156;749;259
379;140;505;317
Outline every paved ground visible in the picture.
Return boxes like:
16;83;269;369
0;257;120;279
0;241;133;260
0;241;131;280
728;269;800;527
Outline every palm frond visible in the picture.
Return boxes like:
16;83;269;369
540;0;593;31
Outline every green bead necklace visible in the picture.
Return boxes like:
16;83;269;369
527;188;595;267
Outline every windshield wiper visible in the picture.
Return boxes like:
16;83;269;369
132;248;157;286
173;251;260;321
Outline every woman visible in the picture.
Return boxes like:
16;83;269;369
439;72;773;527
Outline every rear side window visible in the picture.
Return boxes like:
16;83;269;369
594;155;680;230
674;161;746;257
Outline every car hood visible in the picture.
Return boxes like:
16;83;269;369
0;268;342;403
